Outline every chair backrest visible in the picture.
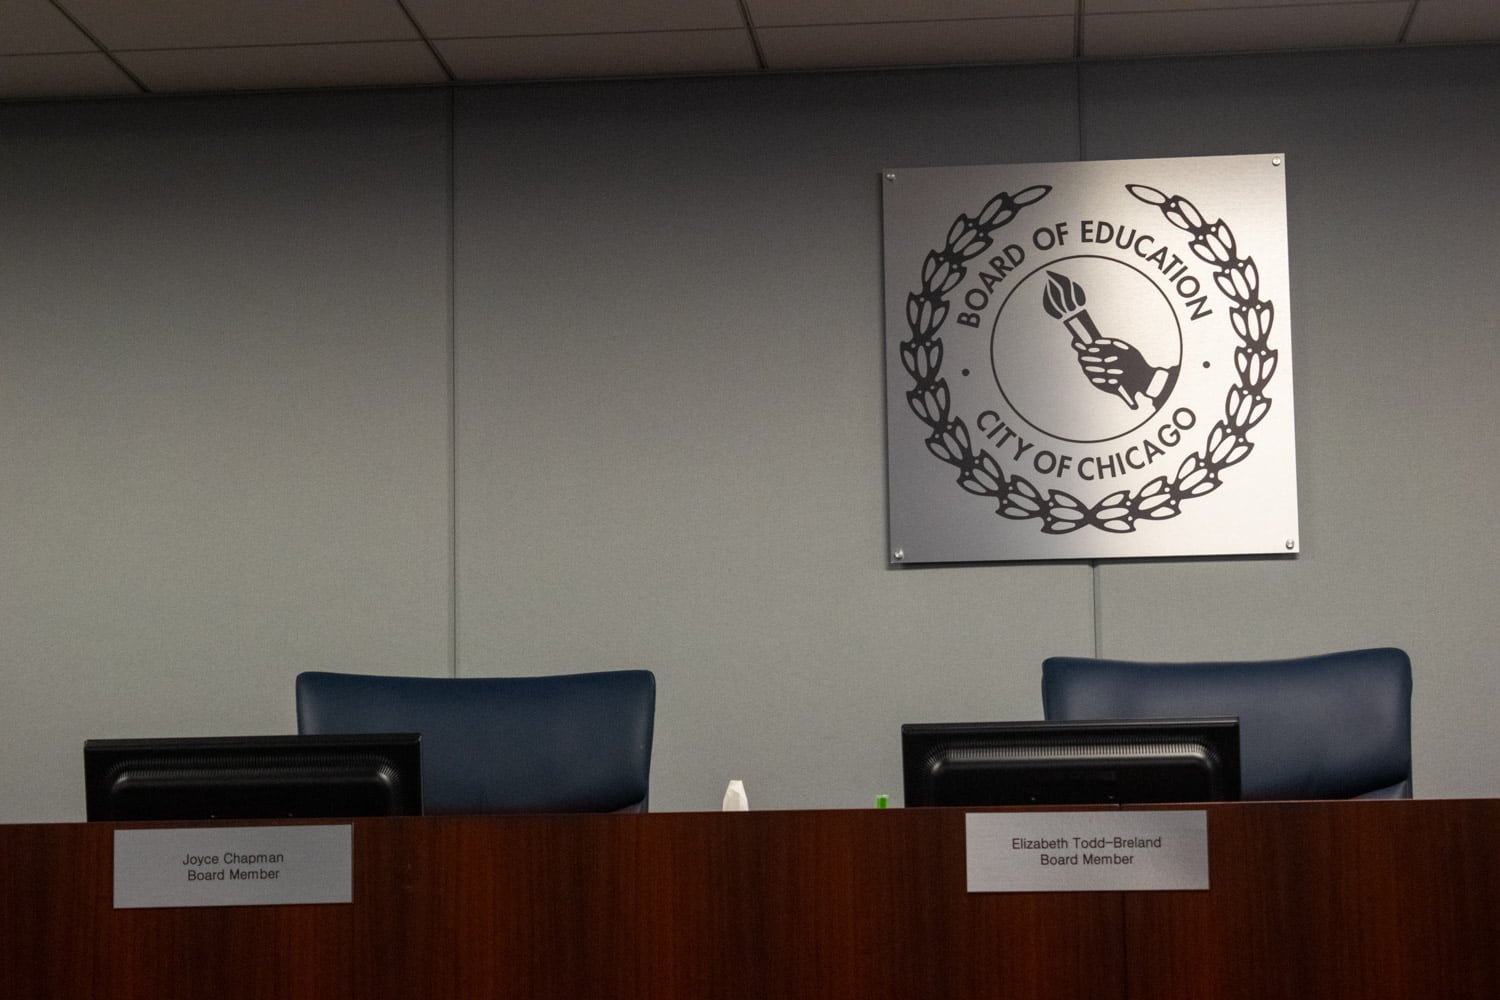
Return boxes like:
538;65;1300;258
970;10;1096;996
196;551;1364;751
1041;648;1412;800
295;670;656;814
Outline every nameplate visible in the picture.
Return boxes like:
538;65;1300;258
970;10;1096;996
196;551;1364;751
966;811;1209;892
113;825;352;909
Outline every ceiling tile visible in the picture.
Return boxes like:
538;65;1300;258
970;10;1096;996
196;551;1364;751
1;0;99;54
759;16;1075;70
1084;2;1412;58
745;0;1071;28
0;52;140;100
405;0;746;38
1405;0;1500;44
7;0;1499;103
58;0;419;50
117;41;448;94
1084;0;1399;11
435;30;758;81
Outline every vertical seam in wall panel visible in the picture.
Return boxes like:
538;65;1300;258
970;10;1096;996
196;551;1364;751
1077;53;1100;658
1074;0;1085;62
447;89;459;679
1092;562;1103;658
1076;58;1086;162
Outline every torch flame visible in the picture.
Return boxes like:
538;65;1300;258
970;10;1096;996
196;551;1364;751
1042;270;1085;319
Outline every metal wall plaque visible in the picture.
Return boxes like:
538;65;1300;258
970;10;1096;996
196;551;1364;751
883;155;1298;563
113;824;352;909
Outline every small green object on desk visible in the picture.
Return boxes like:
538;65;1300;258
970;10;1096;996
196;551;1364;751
875;794;889;809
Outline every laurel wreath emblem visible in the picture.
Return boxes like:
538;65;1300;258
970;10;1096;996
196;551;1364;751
900;183;1279;533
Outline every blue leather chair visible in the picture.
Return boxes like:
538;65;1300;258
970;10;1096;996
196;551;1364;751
1041;648;1412;799
296;670;656;814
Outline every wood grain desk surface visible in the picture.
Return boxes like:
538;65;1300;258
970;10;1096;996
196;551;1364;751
3;800;1496;1000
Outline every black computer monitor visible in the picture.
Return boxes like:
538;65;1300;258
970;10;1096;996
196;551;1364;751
901;718;1240;807
84;733;422;821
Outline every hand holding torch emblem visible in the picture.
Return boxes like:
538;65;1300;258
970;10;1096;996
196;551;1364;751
1041;270;1180;410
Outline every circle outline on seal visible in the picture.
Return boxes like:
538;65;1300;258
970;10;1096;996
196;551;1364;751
990;252;1185;446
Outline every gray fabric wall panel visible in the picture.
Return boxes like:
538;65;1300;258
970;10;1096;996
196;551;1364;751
452;69;1093;811
0;92;453;822
1075;47;1500;797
